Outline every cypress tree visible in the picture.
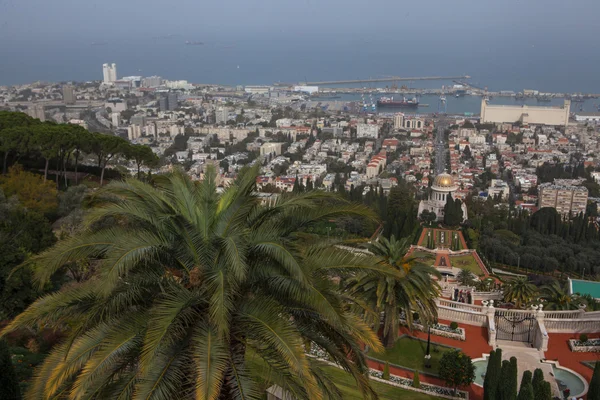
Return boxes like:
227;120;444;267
413;370;420;388
589;361;600;400
0;339;21;400
517;370;533;400
532;368;544;400
483;349;499;400
538;381;551;400
498;360;511;400
506;357;518;400
382;362;390;380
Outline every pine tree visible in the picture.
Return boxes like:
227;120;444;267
589;361;600;400
0;339;21;400
531;369;545;400
517;370;533;400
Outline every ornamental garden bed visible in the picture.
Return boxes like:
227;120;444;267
369;369;468;399
308;342;469;399
402;320;466;341
568;338;600;352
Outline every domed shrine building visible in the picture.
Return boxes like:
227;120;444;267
418;172;467;222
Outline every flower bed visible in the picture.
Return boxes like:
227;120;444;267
308;345;468;399
400;319;466;341
568;338;600;352
369;369;468;398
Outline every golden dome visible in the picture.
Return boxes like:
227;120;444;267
432;173;456;188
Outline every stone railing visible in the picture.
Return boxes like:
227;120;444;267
543;310;583;319
436;298;485;313
486;312;496;346
583;310;600;318
474;292;504;301
532;319;549;351
437;306;487;327
544;318;600;334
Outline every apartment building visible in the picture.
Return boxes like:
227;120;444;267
538;182;588;216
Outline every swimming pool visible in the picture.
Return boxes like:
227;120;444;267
552;365;586;398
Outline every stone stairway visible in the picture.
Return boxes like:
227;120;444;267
495;340;560;398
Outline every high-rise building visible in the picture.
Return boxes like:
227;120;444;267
145;123;157;139
127;124;142;141
158;92;179;111
27;104;46;121
111;112;122;128
167;92;178;111
216;108;229;124
393;113;405;130
110;63;117;81
159;96;169;112
538;182;588;216
102;63;117;83
103;64;111;83
62;84;75;105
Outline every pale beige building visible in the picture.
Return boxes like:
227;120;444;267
480;99;570;127
260;142;283;156
393;113;404;130
538;182;588;216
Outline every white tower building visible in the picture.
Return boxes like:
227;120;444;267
102;63;118;83
103;64;111;83
110;63;117;81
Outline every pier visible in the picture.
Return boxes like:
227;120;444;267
275;75;471;86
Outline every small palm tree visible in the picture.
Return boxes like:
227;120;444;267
347;235;441;348
580;293;600;311
540;280;579;310
457;269;476;287
1;167;393;400
503;277;538;308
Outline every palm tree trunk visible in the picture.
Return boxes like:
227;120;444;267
100;164;105;186
44;158;49;181
56;159;60;189
74;153;79;185
3;151;9;174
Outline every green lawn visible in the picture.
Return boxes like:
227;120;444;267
450;254;484;276
323;365;441;400
367;336;454;375
248;355;441;399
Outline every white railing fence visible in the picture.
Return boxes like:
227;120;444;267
543;318;600;334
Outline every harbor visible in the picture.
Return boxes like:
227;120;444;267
281;76;600;115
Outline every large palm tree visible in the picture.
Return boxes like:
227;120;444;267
346;236;441;348
502;277;538;308
540;280;579;310
1;167;395;400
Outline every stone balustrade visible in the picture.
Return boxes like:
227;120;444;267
544;318;600;334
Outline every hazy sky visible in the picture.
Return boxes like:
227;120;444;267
2;0;600;90
1;0;599;41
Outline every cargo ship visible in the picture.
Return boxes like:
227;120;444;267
377;96;419;108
